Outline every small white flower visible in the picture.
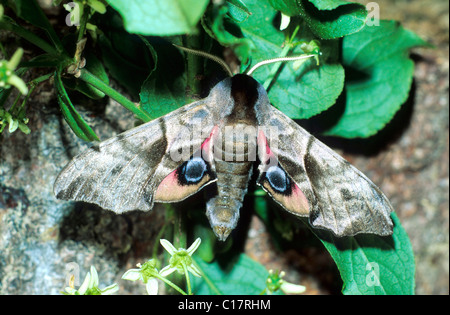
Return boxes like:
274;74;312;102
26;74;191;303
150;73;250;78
64;266;119;295
122;260;160;295
266;269;306;295
100;283;120;295
77;265;98;294
159;238;202;278
145;278;159;295
0;48;28;95
122;268;143;281
280;13;291;31
279;281;306;294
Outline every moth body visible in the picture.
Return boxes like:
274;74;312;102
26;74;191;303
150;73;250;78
206;125;256;240
204;75;261;240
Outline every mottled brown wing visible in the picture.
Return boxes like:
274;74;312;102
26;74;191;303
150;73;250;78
257;106;394;236
54;99;218;213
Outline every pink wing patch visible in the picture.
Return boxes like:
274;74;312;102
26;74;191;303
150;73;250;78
263;179;310;215
154;169;183;202
257;130;310;215
154;128;218;203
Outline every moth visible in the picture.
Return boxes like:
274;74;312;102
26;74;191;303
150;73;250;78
54;49;394;241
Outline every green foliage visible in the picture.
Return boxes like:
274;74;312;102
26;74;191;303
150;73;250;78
254;193;415;295
2;0;66;53
269;0;368;39
139;38;189;119
239;0;345;119
0;0;427;295
105;0;209;35
192;254;274;295
54;68;100;141
325;20;430;137
320;212;415;295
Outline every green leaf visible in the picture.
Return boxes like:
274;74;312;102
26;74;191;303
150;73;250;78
226;0;251;23
192;254;276;295
201;3;254;65
2;0;65;53
78;50;110;99
239;0;345;119
316;212;415;295
54;70;99;142
19;53;66;68
324;20;429;138
268;0;367;39
0;15;59;56
105;0;209;35
139;40;188;119
97;9;156;99
192;224;217;263
255;187;414;294
88;0;107;14
308;0;363;11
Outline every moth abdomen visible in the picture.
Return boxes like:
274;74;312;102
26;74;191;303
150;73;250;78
207;159;253;241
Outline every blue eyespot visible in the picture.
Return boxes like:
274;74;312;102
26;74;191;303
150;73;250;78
180;157;207;184
265;165;290;193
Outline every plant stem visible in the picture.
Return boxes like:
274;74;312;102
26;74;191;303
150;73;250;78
77;6;90;43
163;204;185;294
192;257;222;295
30;72;54;86
173;206;187;250
14;73;52;117
0;68;26;109
182;262;192;295
184;35;203;98
262;25;300;90
8;92;22;116
154;273;187;295
77;69;152;122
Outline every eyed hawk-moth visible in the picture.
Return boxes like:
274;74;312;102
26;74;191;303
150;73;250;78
54;56;394;241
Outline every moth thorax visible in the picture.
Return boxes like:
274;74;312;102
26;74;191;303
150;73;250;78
212;123;257;163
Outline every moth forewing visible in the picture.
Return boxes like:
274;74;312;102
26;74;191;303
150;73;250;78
53;98;220;213
166;118;204;163
257;105;394;237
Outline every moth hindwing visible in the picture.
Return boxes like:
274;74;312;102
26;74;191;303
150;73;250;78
54;74;394;241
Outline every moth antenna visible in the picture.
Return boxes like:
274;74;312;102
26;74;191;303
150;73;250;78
246;54;317;76
172;44;233;77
